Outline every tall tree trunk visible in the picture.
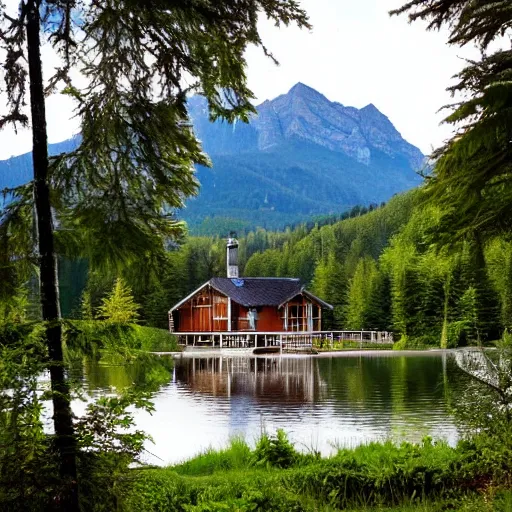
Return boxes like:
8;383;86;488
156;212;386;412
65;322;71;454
25;1;79;510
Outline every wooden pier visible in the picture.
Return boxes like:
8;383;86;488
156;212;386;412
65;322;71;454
176;330;394;353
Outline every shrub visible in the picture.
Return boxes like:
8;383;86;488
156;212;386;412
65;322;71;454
253;429;298;469
65;321;179;354
285;439;467;509
133;325;180;352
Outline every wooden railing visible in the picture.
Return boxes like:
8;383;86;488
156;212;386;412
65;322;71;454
175;330;394;353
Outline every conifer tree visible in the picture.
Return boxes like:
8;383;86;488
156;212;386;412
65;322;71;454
311;251;345;329
392;1;512;242
97;278;140;323
486;239;512;330
0;1;310;508
80;290;94;321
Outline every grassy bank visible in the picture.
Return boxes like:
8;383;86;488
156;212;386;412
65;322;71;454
0;320;180;353
117;433;512;511
65;321;181;353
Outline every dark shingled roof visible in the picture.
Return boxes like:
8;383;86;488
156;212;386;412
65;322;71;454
208;277;332;309
169;277;333;312
209;277;302;307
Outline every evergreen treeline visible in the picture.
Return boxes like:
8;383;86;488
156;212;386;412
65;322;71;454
243;188;507;347
191;202;385;236
69;187;507;347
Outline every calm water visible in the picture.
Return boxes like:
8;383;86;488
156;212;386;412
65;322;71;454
74;351;466;465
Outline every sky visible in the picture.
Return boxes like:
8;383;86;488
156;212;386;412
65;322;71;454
0;0;478;160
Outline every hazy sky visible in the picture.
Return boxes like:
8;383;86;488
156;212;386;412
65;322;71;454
0;0;477;159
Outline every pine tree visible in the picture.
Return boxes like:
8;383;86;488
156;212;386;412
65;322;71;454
391;1;512;242
486;238;512;330
97;278;140;324
80;290;94;321
344;257;379;330
311;251;346;329
0;1;310;507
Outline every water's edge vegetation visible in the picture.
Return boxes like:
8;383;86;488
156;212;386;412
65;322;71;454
118;432;512;512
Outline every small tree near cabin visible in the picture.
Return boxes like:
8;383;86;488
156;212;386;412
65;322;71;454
97;278;140;324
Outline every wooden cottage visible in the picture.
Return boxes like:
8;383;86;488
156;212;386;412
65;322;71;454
169;238;332;348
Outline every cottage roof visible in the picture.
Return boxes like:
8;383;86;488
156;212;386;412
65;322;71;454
169;277;333;312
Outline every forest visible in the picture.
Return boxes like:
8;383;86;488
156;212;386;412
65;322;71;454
55;187;505;350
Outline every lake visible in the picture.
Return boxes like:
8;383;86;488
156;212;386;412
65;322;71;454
74;351;468;465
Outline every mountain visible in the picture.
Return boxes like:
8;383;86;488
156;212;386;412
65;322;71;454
186;83;424;231
0;83;424;232
0;137;79;190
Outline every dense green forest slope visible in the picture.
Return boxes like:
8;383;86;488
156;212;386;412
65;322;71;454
64;187;507;347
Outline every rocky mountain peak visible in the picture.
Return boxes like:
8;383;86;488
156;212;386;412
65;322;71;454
186;83;424;170
287;82;326;99
249;84;423;169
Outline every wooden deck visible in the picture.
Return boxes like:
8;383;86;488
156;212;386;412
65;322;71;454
175;330;394;353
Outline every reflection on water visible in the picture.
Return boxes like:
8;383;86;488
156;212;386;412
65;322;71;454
79;352;463;465
175;357;327;403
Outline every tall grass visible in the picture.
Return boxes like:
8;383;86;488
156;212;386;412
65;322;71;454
172;437;253;476
116;433;512;512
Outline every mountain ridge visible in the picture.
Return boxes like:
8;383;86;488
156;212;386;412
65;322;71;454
0;84;424;232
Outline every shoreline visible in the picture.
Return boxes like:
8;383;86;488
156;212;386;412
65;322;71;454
151;347;467;358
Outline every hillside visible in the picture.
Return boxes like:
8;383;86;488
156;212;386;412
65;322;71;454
0;84;424;232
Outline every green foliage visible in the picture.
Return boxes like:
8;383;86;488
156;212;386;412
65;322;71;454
69;187;507;345
313;339;394;351
445;321;467;349
485;238;512;330
0;331;55;511
76;392;154;460
81;290;94;321
0;287;28;326
173;437;253;476
458;287;479;343
0;0;312;508
253;429;298;469
290;439;463;509
391;2;512;244
452;334;512;448
120;467;307;512
0;0;312;274
97;278;140;323
0;324;176;510
345;257;381;330
65;321;179;355
117;433;512;512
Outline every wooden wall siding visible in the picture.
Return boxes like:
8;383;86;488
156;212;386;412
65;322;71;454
256;306;283;331
177;287;228;332
213;295;228;331
179;308;193;331
175;288;323;333
230;301;318;332
234;305;249;331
